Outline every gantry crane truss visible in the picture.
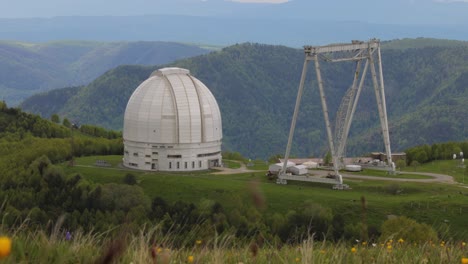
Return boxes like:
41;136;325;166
278;39;395;189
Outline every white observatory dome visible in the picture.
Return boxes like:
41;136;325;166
123;67;222;171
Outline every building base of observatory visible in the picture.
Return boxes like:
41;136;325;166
123;140;222;172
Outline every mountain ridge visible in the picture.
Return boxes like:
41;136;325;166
0;41;209;105
20;40;468;159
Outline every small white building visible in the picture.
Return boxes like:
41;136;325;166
345;165;362;172
269;161;296;173
122;67;222;171
302;161;318;169
288;165;308;175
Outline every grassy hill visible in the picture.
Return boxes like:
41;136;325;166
0;41;209;105
20;40;468;159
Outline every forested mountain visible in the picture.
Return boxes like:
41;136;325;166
21;41;468;159
0;41;209;105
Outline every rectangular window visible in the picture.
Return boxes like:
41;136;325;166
177;162;180;169
145;155;151;158
152;152;158;155
192;161;195;168
197;151;221;158
145;162;150;165
169;162;172;169
133;153;138;157
167;154;182;158
199;161;202;168
184;162;187;169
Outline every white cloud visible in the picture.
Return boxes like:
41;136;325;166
229;0;290;3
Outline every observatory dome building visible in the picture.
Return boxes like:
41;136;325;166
123;67;222;171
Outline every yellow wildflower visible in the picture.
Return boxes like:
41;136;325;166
398;238;404;243
295;257;300;262
462;257;468;264
462;242;466;247
196;240;202;245
351;247;357;253
387;245;392;251
0;237;11;258
187;255;194;263
362;241;367;246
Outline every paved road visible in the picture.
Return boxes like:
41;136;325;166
341;171;455;184
214;164;456;184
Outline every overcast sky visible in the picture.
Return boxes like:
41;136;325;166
1;0;468;25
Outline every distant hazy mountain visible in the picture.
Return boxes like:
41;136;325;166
1;14;468;49
21;39;468;159
0;41;209;105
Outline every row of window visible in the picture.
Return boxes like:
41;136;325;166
169;161;202;169
197;151;221;158
128;161;202;169
126;151;220;159
152;145;174;149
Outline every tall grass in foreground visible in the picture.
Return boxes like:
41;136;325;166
1;226;467;263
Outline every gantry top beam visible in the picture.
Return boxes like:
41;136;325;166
304;39;380;55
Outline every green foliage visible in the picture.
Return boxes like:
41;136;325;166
50;114;60;123
380;216;438;243
222;151;247;162
79;124;121;139
62;118;71;128
0;104;70;139
123;173;137;185
324;151;332;165
406;141;468;165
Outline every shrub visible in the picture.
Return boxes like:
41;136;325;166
380;216;438;243
123;173;137;185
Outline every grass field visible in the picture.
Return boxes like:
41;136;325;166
222;160;242;169
1;229;467;263
404;160;467;183
60;156;468;240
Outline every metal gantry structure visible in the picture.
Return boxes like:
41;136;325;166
278;39;395;189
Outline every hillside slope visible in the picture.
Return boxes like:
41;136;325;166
21;41;468;159
0;41;209;105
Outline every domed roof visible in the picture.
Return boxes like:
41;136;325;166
123;67;222;144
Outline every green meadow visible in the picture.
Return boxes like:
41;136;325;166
60;156;468;240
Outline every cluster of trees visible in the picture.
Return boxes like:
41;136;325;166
405;141;468;165
0;101;70;140
78;124;121;139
